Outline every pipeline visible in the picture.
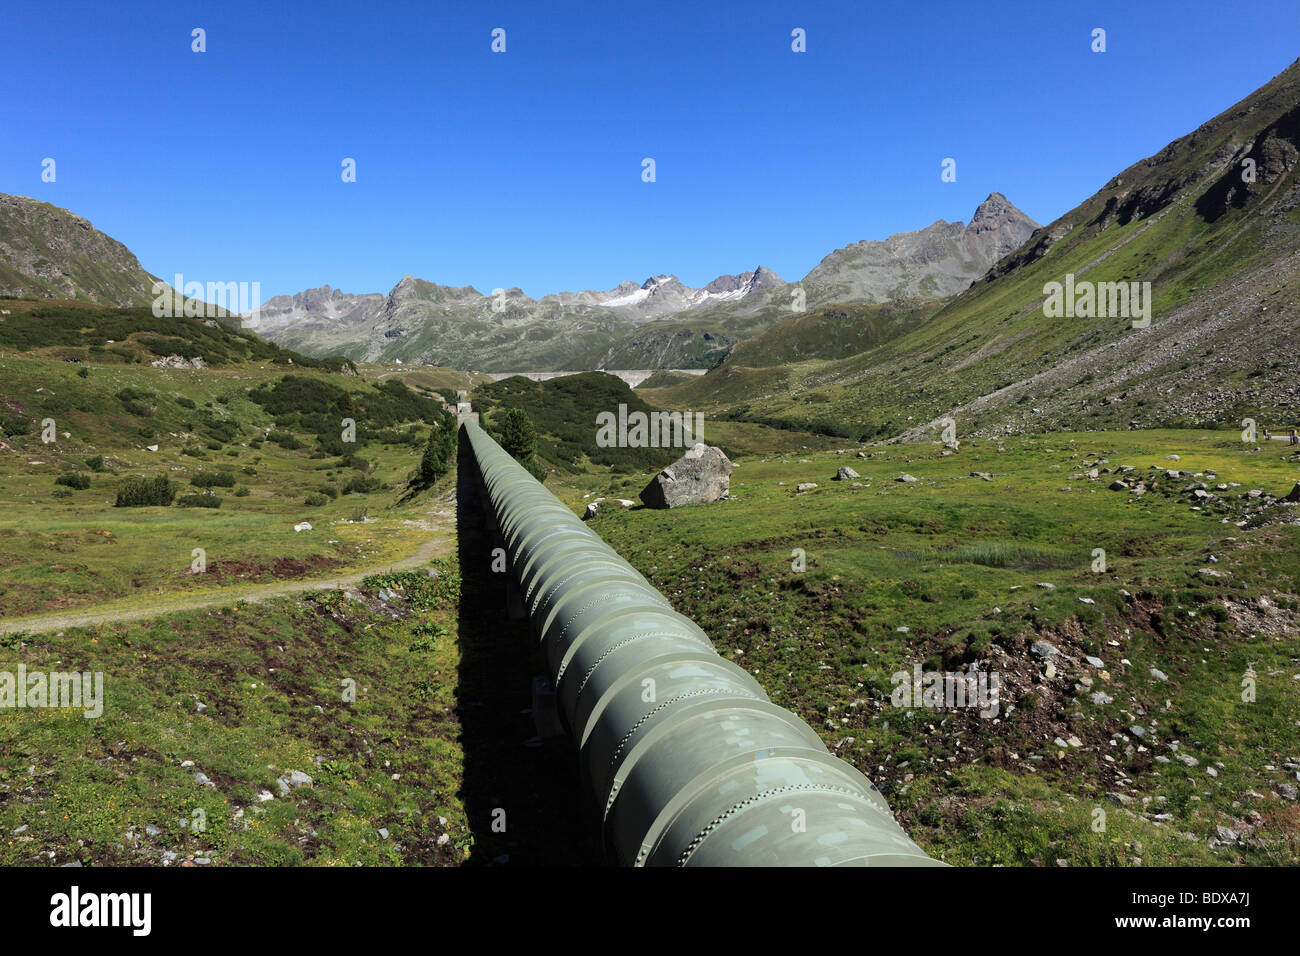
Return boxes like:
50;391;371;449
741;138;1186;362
462;418;943;867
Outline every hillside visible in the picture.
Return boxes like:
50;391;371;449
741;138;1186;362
0;194;165;305
649;59;1300;440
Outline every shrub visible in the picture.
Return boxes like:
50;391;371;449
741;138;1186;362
177;493;222;508
176;396;197;409
303;493;329;506
1;416;30;437
342;476;380;495
115;475;175;507
55;472;91;490
85;455;105;472
234;486;251;497
191;470;236;488
76;367;89;379
268;430;302;450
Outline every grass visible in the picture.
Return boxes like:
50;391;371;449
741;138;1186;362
562;427;1300;865
0;353;449;618
0;559;471;866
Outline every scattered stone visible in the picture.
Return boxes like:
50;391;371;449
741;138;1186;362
378;827;390;840
293;522;312;532
970;471;993;481
1090;691;1114;706
895;473;918;483
834;467;860;481
796;483;818;492
1109;479;1129;491
1085;656;1105;668
1031;641;1059;659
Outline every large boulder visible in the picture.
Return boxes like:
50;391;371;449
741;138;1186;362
640;443;733;508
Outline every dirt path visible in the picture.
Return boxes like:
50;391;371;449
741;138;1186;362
0;508;456;637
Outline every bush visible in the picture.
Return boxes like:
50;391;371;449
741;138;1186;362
268;430;302;450
176;396;196;409
303;493;330;506
1;416;30;437
191;470;237;488
85;455;105;472
76;367;89;379
342;476;381;495
234;486;251;497
55;472;91;490
115;475;176;507
177;493;222;508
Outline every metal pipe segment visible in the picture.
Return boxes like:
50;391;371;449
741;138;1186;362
463;418;943;867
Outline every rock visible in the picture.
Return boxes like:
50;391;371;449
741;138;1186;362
1128;725;1146;738
1164;454;1181;461
289;770;313;788
639;444;733;508
146;444;159;452
1149;667;1168;681
145;825;161;836
1078;597;1096;605
1085;656;1105;668
193;772;213;787
796;483;818;492
1109;479;1129;491
1215;825;1239;843
378;827;390;840
1090;691;1114;705
437;833;450;846
293;522;312;532
276;777;291;797
1206;766;1218;778
895;473;918;483
970;471;993;481
1285;482;1300;503
1278;783;1298;801
1031;641;1059;659
834;467;860;481
1067;736;1082;748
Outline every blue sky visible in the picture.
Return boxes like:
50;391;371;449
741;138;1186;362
3;0;1297;302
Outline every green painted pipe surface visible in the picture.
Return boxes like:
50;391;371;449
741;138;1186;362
463;419;943;867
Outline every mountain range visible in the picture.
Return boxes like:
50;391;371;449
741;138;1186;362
3;56;1297;441
646;57;1300;440
235;195;1036;370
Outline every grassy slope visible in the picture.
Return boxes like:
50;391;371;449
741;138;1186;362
0;308;454;619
